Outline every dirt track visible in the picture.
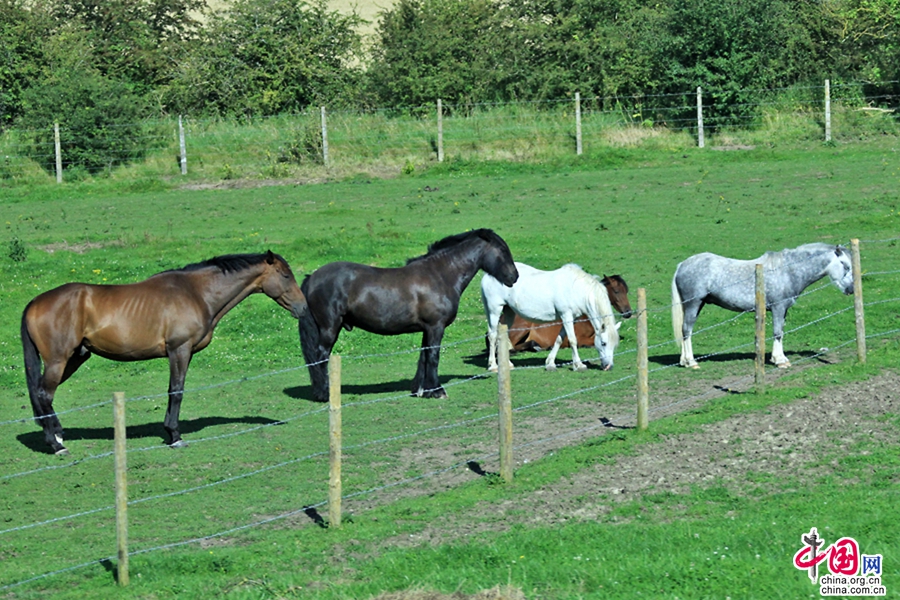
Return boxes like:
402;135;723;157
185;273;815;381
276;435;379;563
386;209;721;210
372;372;899;549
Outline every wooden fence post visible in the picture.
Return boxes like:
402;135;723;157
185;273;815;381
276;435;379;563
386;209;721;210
497;324;513;483
54;123;62;183
113;391;129;586
320;106;329;167
755;264;766;393
178;116;187;175
696;87;705;149
636;288;649;431
328;355;342;528
437;99;444;162
575;92;583;156
825;80;832;143
851;239;866;363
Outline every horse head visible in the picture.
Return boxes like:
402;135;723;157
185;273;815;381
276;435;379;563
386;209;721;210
478;230;518;287
826;245;854;295
260;250;308;318
588;276;621;370
602;274;633;318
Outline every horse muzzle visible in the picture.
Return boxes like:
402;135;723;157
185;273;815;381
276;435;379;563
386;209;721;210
291;301;309;319
502;267;519;287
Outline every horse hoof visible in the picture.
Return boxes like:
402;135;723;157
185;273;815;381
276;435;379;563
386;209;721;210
168;440;188;449
488;366;498;373
776;361;791;369
54;447;70;456
573;363;587;372
545;364;557;372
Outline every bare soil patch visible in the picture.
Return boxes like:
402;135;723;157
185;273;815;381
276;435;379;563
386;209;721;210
374;372;899;549
39;240;114;254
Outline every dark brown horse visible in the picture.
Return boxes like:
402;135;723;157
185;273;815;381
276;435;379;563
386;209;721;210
21;251;307;454
505;275;632;352
300;229;518;401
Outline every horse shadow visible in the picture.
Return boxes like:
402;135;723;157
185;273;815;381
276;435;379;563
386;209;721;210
283;373;481;401
16;415;281;454
649;350;824;367
462;351;610;371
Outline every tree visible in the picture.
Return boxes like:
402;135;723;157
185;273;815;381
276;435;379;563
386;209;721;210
499;0;670;101
17;28;153;175
827;0;900;98
0;0;53;127
368;0;516;108
164;0;364;116
47;0;206;91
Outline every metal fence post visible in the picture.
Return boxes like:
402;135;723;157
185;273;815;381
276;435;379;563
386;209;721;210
437;99;444;162
697;87;705;149
178;116;188;175
575;92;583;155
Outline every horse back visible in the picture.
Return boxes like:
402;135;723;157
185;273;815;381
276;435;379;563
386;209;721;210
26;277;209;360
675;253;757;311
24;283;94;360
306;261;451;334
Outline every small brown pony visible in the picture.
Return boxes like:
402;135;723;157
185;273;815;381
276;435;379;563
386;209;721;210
21;251;307;455
505;274;632;352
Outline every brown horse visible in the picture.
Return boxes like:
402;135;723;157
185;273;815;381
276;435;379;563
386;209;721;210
21;251;307;455
505;274;632;352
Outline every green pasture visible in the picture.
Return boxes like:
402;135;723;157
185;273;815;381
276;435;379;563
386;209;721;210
0;140;898;598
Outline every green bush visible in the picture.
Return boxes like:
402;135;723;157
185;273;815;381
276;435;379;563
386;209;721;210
163;0;364;116
7;236;27;262
17;72;153;176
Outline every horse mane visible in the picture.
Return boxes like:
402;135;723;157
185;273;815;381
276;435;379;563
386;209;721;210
602;274;628;291
177;252;279;274
561;264;616;319
764;243;843;269
406;228;504;264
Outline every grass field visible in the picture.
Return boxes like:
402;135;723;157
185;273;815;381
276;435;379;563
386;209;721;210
1;140;898;598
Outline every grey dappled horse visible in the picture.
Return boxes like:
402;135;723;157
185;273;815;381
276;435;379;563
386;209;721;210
671;243;854;369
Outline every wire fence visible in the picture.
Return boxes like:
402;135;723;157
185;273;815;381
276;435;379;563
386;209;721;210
0;238;898;591
1;81;898;185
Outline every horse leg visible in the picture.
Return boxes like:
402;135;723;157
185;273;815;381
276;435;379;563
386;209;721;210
163;344;193;447
770;306;791;368
680;301;703;369
34;347;93;454
545;328;566;371
30;361;69;455
485;308;502;373
414;326;448;399
561;318;586;371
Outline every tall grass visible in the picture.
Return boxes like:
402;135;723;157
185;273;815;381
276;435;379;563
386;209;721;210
1;85;898;189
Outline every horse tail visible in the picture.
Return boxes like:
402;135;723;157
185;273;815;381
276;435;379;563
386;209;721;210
21;303;43;412
671;267;684;351
298;277;329;402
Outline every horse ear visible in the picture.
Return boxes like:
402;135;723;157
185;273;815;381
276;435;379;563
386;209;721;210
834;246;843;257
266;250;276;264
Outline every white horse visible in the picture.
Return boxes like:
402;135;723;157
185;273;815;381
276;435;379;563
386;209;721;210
672;243;854;369
481;262;621;372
